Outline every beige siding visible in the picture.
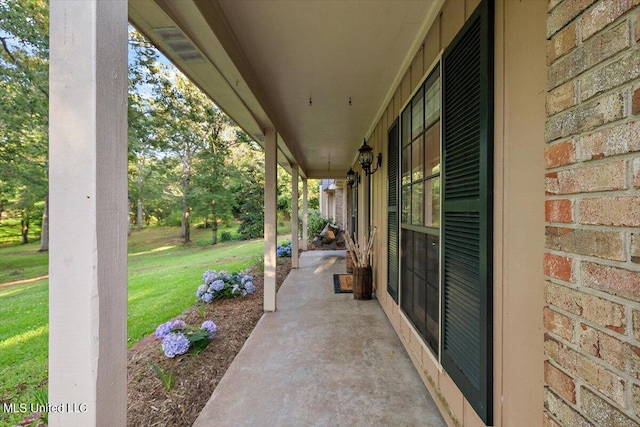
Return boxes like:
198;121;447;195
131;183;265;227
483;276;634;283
364;0;548;426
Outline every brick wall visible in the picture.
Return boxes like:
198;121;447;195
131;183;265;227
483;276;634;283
545;1;640;426
335;186;344;228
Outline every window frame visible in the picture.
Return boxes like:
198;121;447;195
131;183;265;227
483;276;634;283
397;56;443;360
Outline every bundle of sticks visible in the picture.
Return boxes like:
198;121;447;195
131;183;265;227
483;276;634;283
344;227;377;268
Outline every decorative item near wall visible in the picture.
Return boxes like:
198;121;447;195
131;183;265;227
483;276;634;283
346;167;360;188
357;139;382;176
344;227;376;300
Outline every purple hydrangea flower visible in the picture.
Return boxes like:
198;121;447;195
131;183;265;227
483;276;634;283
203;270;217;285
170;319;186;331
161;332;190;358
196;284;208;298
154;322;172;339
211;279;225;292
203;292;213;303
200;320;218;339
232;284;241;295
244;281;255;294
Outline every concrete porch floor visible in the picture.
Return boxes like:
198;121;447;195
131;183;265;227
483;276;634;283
192;250;446;427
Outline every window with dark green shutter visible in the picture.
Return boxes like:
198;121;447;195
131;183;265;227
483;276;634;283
441;0;493;424
387;120;399;302
399;64;441;356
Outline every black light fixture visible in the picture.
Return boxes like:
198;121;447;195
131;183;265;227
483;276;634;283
346;167;360;188
357;139;382;176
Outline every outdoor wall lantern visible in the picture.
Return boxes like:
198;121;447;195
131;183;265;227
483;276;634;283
357;139;382;176
346;167;360;188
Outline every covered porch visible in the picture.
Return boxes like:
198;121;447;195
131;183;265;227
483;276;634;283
193;250;445;426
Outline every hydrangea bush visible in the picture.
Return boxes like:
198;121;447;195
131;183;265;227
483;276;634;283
196;270;255;302
276;241;292;257
155;319;218;358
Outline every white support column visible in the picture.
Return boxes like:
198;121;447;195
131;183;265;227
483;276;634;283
291;165;299;268
302;178;308;251
264;129;278;311
49;1;128;426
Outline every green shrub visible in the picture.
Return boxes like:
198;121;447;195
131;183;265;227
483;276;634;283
302;209;333;238
219;231;232;242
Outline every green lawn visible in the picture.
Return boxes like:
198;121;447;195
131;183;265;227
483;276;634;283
0;224;282;426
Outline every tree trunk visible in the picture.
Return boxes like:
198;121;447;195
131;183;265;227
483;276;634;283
0;203;4;225
211;201;217;245
21;213;29;244
39;195;49;251
180;158;191;240
137;198;144;231
183;209;190;244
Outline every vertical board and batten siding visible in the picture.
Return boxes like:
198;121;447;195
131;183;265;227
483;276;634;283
441;0;493;423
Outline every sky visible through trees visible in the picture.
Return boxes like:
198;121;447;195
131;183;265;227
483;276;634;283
0;0;320;247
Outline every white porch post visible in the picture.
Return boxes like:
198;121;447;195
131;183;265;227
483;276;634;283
264;129;277;311
291;164;299;268
302;178;308;251
49;1;128;426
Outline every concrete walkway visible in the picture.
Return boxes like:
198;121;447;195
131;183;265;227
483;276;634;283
192;250;446;427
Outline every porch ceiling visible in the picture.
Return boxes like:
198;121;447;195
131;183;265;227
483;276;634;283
129;0;439;178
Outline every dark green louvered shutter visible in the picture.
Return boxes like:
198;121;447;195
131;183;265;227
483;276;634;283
387;120;400;302
441;0;493;424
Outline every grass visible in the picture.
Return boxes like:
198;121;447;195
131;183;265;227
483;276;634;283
0;218;41;246
0;224;285;426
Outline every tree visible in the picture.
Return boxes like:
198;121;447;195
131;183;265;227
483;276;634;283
0;0;49;247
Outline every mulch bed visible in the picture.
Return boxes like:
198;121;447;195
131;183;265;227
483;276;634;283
126;257;292;427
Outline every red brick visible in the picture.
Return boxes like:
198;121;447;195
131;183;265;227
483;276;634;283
634;384;640;417
545;226;625;261
579;121;640;161
545;281;626;333
632;233;640;264
558;347;626;405
545;388;594;427
634;158;640;189
579;196;640;226
548;161;626;194
544;253;574;281
545;199;574;223
581;386;638;427
547;23;578;64
545;361;577;403
544;306;575;340
547;0;597;38
547;82;576;114
545;140;576;169
577;324;624;370
547;24;629;90
581;0;640;40
634;88;640;115
582;261;640;302
546;172;560;195
543;412;562;427
546;333;562;361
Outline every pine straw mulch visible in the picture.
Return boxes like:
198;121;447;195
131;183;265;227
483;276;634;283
126;257;292;427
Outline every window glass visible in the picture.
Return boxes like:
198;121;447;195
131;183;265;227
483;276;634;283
402;107;411;147
411;86;424;139
425;121;440;177
425;66;440;128
412;137;424;182
412;182;423;226
431;177;440;227
402;185;411;223
424;177;440;228
399;62;441;358
402;146;411;185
